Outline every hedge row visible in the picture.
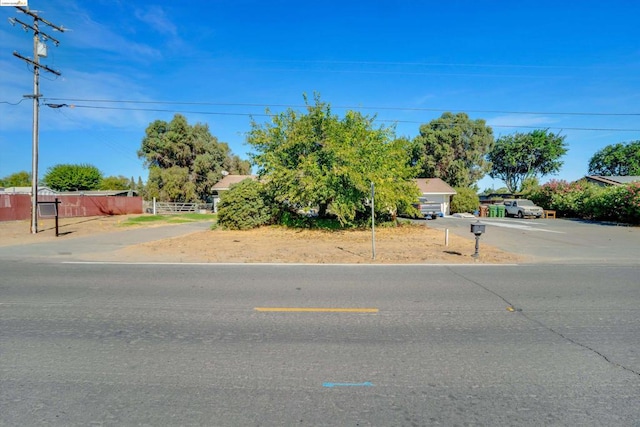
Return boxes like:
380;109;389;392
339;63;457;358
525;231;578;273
526;180;640;224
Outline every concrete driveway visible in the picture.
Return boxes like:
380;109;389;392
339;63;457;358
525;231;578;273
422;216;640;265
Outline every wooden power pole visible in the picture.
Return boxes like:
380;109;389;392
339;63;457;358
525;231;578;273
9;5;65;234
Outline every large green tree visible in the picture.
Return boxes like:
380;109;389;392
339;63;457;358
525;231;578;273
99;175;132;191
411;112;494;188
247;95;420;225
487;129;568;193
138;114;251;202
588;141;640;176
0;170;31;187
43;163;103;191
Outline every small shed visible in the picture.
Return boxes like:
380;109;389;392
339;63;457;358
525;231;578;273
211;174;257;212
413;178;457;216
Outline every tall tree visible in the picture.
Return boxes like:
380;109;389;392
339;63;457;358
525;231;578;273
99;175;131;191
487;129;568;193
247;94;420;225
411;112;494;188
43;164;103;191
136;177;145;197
138;114;251;202
588;141;640;176
0;171;31;187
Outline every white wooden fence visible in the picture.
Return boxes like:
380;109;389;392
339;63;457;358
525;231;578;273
144;199;213;214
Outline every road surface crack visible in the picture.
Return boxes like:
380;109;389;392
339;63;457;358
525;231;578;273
448;267;640;378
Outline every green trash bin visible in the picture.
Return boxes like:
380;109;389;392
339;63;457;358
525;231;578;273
497;205;505;218
489;205;497;217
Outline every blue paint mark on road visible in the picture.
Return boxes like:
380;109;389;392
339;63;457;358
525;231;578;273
323;382;374;388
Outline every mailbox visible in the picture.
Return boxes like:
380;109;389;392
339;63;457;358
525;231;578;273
470;221;486;236
470;221;485;258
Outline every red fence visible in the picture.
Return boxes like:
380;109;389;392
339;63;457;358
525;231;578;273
0;194;143;222
0;194;31;221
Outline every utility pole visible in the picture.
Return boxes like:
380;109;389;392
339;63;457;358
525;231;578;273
370;182;376;260
8;5;64;234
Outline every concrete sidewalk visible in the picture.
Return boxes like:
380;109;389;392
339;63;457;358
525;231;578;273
0;221;212;262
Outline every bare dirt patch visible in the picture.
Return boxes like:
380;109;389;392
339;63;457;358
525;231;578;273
0;215;141;246
0;215;524;264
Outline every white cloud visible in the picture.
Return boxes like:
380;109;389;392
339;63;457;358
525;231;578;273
412;93;436;106
487;114;556;129
42;69;157;129
0;66;155;132
134;6;177;37
65;13;162;60
0;58;34;131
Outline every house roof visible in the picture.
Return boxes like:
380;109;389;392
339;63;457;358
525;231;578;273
413;178;456;195
211;174;257;191
0;186;56;195
585;175;640;186
56;190;138;196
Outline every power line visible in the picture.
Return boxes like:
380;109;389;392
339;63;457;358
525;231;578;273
248;58;628;70
0;99;27;105
43;97;640;117
56;104;640;132
67;104;264;117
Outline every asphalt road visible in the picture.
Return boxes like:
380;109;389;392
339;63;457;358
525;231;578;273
419;216;640;264
2;261;639;425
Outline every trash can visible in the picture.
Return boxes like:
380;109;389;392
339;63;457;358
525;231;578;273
479;205;488;217
489;205;497;218
497;205;505;218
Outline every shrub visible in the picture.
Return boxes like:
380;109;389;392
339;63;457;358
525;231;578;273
526;180;597;218
527;179;640;224
610;182;640;223
216;179;275;230
450;187;480;214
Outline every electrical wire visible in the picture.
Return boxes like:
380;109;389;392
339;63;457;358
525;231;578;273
0;99;27;105
43;97;640;117
246;59;630;70
62;104;640;132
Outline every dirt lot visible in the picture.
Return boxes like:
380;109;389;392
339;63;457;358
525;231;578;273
0;215;524;264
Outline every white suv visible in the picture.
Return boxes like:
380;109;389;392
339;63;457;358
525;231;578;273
503;199;543;218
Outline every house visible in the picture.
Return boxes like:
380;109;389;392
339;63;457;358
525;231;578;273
413;178;457;216
209;175;456;215
584;176;640;187
211;174;257;212
0;186;57;195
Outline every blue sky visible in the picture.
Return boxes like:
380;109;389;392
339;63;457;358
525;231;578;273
1;0;639;191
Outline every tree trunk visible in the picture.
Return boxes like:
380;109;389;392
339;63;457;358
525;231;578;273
318;203;328;217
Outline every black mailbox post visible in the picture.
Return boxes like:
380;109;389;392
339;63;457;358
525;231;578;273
470;221;486;258
37;198;62;237
470;222;485;235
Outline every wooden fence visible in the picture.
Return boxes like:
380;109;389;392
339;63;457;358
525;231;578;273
144;201;213;214
0;194;143;222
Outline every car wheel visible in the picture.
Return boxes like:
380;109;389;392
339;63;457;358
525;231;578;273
517;211;524;218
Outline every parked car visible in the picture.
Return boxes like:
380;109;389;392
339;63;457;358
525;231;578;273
412;197;442;220
503;199;543;218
